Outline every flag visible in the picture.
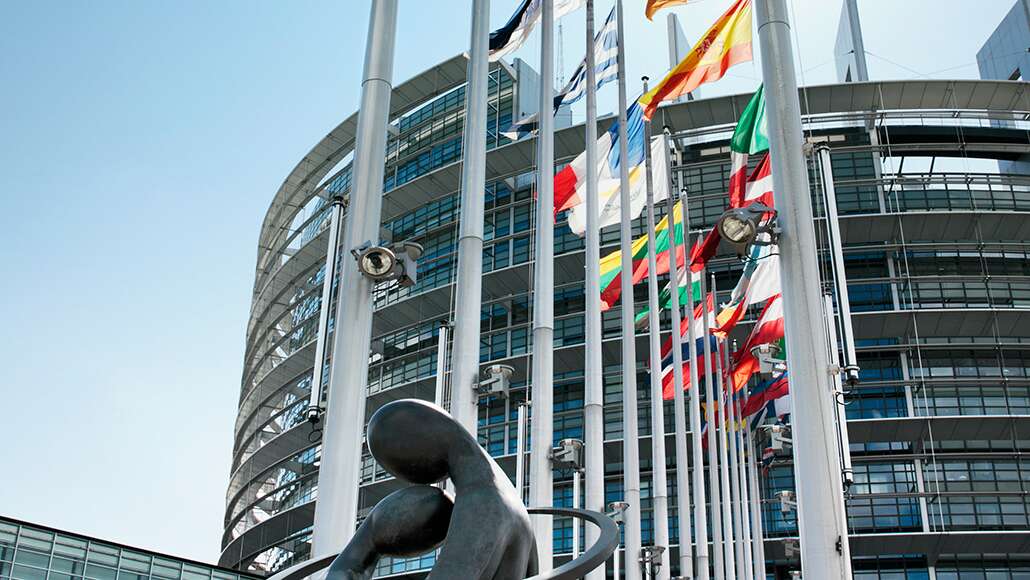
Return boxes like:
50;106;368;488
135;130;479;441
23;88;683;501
645;0;698;20
502;7;618;140
635;262;702;325
554;102;645;218
741;373;789;418
727;86;771;208
638;0;754;119
566;135;668;236
730;84;768;155
728;295;786;391
711;240;780;337
659;335;720;399
599;219;720;311
659;293;714;360
489;0;585;62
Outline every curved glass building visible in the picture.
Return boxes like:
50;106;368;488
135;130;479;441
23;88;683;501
222;49;1030;578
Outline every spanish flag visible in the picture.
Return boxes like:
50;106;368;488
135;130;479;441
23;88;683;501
639;0;753;120
644;0;697;20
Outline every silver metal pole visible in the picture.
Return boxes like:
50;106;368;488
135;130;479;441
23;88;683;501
516;401;529;501
311;0;397;556
665;151;702;579
725;345;747;580
678;196;710;580
641;80;671;580
747;429;766;580
710;302;735;580
736;394;755;580
573;470;582;557
448;0;491;433
434;322;449;407
306;196;345;423
615;543;622;580
583;2;606;578
842;0;869;82
817;146;859;384
614;1;642;577
755;0;853;576
823;293;854;486
529;0;556;569
700;271;723;580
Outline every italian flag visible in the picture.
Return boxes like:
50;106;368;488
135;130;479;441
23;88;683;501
728;85;771;209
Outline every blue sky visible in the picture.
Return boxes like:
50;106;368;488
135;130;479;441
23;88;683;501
0;0;1016;565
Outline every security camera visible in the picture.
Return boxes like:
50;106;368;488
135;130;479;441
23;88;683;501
607;501;630;524
550;438;584;470
778;490;797;514
393;241;423;287
476;364;514;398
751;343;787;378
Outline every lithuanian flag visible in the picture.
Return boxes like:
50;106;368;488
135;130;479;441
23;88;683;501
639;0;753;120
599;201;721;310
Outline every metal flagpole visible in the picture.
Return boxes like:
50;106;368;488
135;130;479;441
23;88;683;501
842;0;869;82
448;0;490;433
583;1;606;578
573;470;582;557
678;195;710;580
311;0;397;556
818;145;858;492
755;0;853;576
516;401;528;501
710;296;735;580
736;393;755;580
747;428;767;579
700;270;723;580
641;78;671;580
614;1;642;578
433;321;449;407
724;345;747;579
817;146;860;387
529;0;556;570
664;145;701;578
306;196;345;424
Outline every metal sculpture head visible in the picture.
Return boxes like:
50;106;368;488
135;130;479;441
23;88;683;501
318;399;617;580
366;399;452;484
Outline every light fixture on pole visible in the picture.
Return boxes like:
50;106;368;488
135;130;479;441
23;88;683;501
352;241;423;286
715;203;777;256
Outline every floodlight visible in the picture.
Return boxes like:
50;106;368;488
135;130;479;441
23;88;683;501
716;203;777;256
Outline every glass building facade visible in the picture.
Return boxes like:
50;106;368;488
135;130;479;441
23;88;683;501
0;517;257;580
224;52;1030;579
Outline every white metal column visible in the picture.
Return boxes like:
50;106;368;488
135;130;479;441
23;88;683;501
642;86;671;580
529;0;556;569
614;0;642;577
755;0;853;576
448;0;491;433
583;1;606;579
312;0;398;557
307;196;345;423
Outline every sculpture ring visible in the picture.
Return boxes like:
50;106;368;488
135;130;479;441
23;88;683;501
264;506;618;580
524;507;620;580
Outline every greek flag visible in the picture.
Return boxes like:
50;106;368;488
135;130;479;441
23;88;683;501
489;0;586;62
501;7;619;140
